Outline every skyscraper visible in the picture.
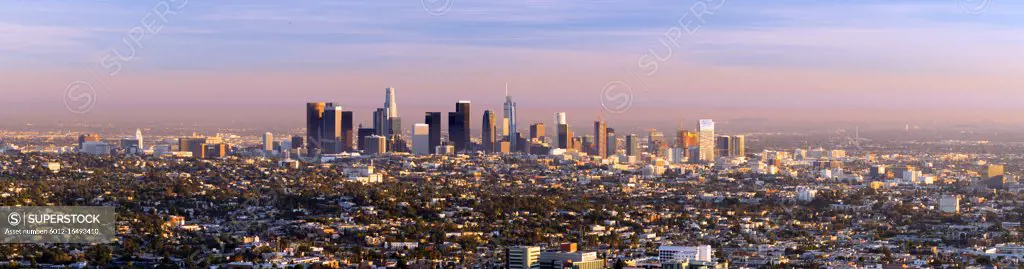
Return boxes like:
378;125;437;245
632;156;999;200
503;85;517;152
425;112;442;154
716;135;732;157
648;130;666;157
79;133;101;149
530;123;545;141
730;135;746;157
263;132;274;152
625;134;639;157
323;105;343;154
306;102;329;156
357;126;375;151
448;101;471;153
482;110;497;153
412;123;430;155
557;124;572;150
341;111;355;152
365;135;387;155
677;130;698;157
385;87;398;120
554;112;567;149
135;129;144;150
698;119;716;162
606;128;617;156
383;87;401;136
594;119;608;158
373;108;388;136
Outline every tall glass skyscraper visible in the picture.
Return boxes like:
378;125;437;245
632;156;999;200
448;101;471;153
483;110;496;153
503;86;517;152
384;87;401;136
698;119;716;162
424;112;442;154
306;102;329;156
594;119;607;158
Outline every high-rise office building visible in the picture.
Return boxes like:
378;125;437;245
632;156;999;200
730;135;745;157
987;164;1005;179
364;135;387;155
594;119;608;158
626;134;639;157
357;126;375;151
606;128;617;156
716;135;732;157
202;143;228;159
323;105;344;154
412;124;430;155
504;88;518;151
557;124;572;150
553;112;567;148
385;87;398;120
648;130;666;157
79;133;101;149
263;132;274;152
482;110;497;153
306;102;329;156
507;246;541;269
676;130;698;157
986;164;1007;189
134;129;144;150
698;119;716;162
179;137;207;158
341;111;355;152
530;123;545;141
373;108;388;136
424;112;442;154
448;101;471;153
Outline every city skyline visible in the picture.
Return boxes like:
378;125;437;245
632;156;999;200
5;1;1024;268
2;1;1024;126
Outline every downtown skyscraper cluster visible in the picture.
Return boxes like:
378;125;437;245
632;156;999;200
301;87;741;164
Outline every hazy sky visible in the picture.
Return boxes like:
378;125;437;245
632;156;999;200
1;0;1023;129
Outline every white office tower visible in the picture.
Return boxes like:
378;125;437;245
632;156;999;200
659;245;714;263
553;112;567;148
940;195;961;214
263;132;274;152
385;87;398;119
135;128;144;150
412;124;430;155
507;246;540;269
796;186;817;202
698;119;715;162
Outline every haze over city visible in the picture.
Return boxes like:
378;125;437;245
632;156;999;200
2;0;1023;128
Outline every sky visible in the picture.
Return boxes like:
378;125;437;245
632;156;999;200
1;0;1023;130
